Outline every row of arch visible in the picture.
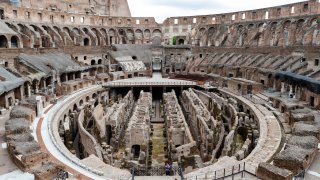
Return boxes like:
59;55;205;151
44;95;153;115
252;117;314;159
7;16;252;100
3;21;163;48
0;35;21;48
193;16;320;47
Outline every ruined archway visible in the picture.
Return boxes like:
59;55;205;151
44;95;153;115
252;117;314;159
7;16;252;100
0;35;8;48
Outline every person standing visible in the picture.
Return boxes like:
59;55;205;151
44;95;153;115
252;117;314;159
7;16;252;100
165;163;171;176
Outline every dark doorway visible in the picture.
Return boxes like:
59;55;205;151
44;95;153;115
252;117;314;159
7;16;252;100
11;36;19;48
247;85;252;94
84;38;89;46
310;96;315;107
178;39;184;45
0;9;4;20
106;125;112;145
131;145;140;159
0;35;8;48
152;87;163;100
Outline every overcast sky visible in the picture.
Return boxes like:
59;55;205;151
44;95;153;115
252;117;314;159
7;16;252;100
127;0;305;23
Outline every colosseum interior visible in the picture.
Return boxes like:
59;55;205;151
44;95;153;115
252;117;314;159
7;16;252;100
0;0;320;179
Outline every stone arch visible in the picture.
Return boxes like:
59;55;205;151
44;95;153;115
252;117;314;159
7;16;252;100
108;28;116;44
99;28;108;45
126;29;134;44
269;22;279;46
73;104;78;111
295;19;306;45
97;67;103;73
72;27;80;35
282;20;291;46
98;59;102;64
91;59;96;65
134;29;143;44
83;37;90;46
63;27;71;36
118;29;126;44
82;27;89;35
10;35;19;48
151;29;162;45
144;29;151;43
0;35;8;48
198;27;207;47
208;27;216;46
91;28;102;46
79;99;84;107
178;39;184;45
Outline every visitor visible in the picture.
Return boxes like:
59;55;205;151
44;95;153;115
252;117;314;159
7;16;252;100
165;163;171;176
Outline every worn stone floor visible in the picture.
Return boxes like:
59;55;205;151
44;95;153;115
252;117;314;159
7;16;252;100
151;123;167;166
0;110;18;175
304;111;320;180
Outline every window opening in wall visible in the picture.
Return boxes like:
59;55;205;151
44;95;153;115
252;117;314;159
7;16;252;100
4;62;8;67
231;14;236;21
50;15;54;23
13;10;17;18
212;17;216;23
265;11;269;19
81;17;84;23
0;35;8;48
11;36;18;48
84;56;87;60
199;54;203;58
136;19;140;24
202;17;206;23
193;18;197;23
84;38;90;46
303;3;309;12
242;13;246;20
178;39;184;45
310;96;315;107
174;19;178;24
145;19;149;24
315;59;319;66
252;12;257;19
71;16;75;22
26;11;30;19
38;13;42;21
291;6;295;14
61;15;65;22
0;9;4;20
277;8;281;16
301;58;306;63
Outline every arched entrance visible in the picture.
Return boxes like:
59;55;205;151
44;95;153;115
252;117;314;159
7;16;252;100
11;36;19;48
84;38;90;46
0;35;8;48
131;145;140;159
178;39;184;45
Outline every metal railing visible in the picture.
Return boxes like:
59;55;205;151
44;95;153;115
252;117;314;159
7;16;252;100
183;162;257;180
104;81;197;87
131;165;183;177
